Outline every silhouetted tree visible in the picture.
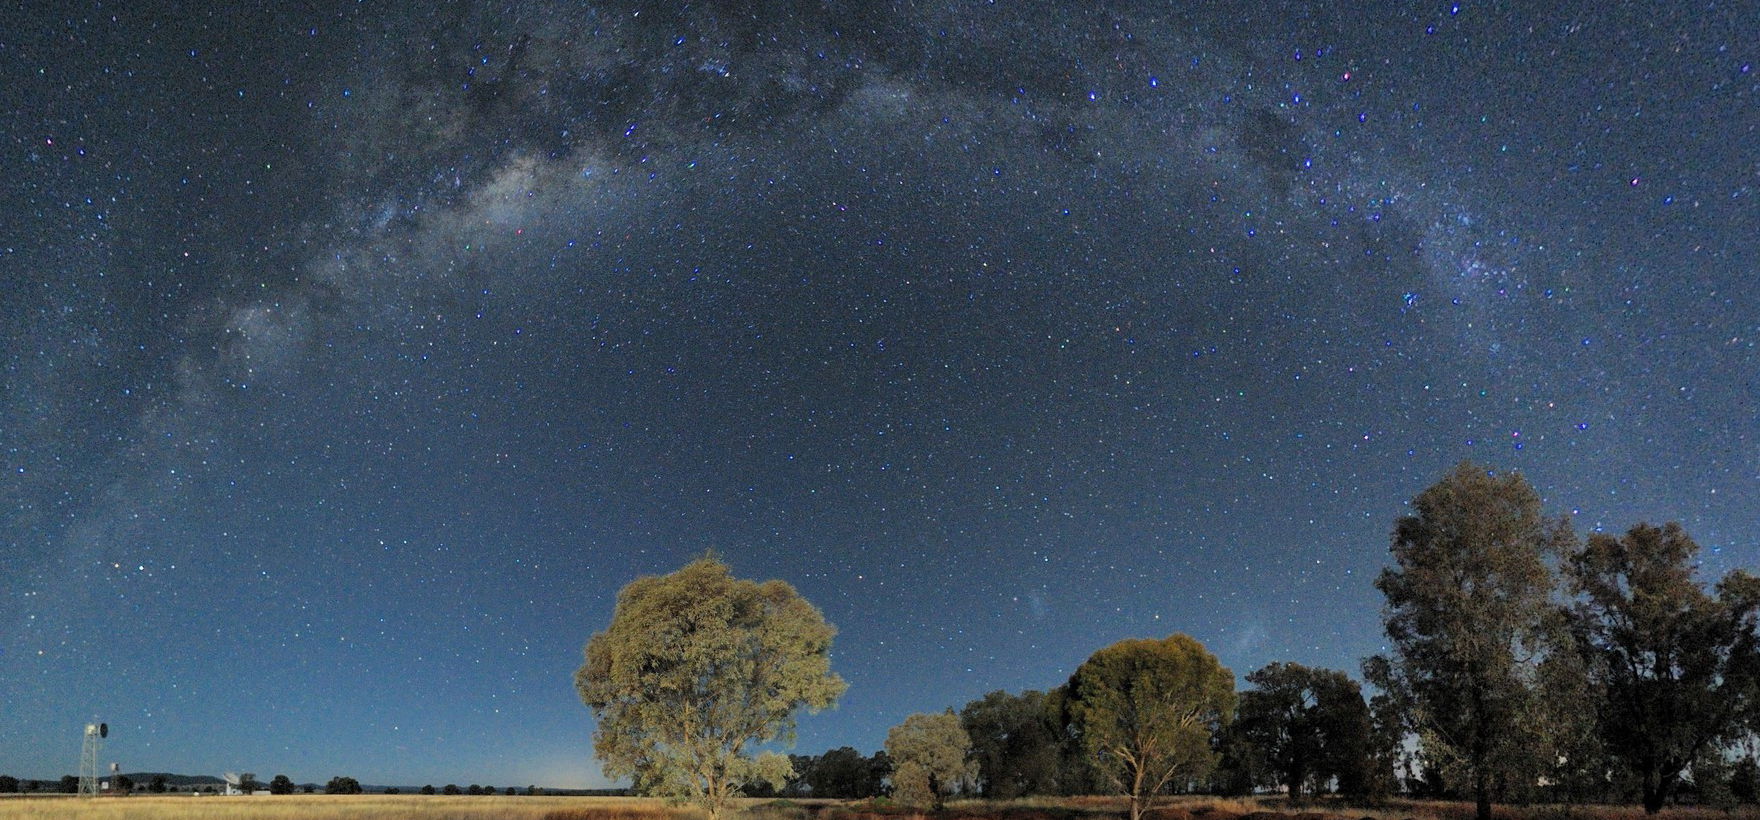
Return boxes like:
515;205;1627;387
866;750;893;797
325;776;363;795
60;775;79;794
149;774;169;793
1046;685;1103;796
1366;462;1566;820
444;783;462;795
1732;756;1760;804
268;774;295;795
302;783;315;793
1230;663;1374;802
804;746;881;798
467;784;484;795
1565;521;1760;813
0;775;17;793
385;787;401;794
422;784;436;795
961;689;1062;798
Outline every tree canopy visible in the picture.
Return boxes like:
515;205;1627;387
961;689;1063;799
1066;633;1235;820
1565;521;1760;813
576;554;846;820
324;776;362;795
1231;662;1375;802
1366;461;1566;820
886;710;977;808
799;746;888;798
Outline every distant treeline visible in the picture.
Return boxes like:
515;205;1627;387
0;773;626;797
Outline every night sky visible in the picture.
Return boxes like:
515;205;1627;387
5;0;1758;790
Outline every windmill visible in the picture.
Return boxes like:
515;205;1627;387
78;722;106;797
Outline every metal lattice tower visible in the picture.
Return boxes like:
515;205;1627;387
78;722;105;797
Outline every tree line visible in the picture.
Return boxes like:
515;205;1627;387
580;461;1758;820
0;772;543;796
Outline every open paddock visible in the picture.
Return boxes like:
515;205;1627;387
0;793;695;820
5;795;1760;820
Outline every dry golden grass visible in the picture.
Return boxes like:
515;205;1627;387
6;794;1760;820
0;793;696;820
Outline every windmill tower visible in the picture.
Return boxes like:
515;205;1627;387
78;722;106;797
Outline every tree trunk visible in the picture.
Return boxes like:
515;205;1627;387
1475;771;1492;820
1642;767;1664;814
1128;763;1144;820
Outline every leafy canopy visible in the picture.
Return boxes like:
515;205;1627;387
1565;521;1760;813
1066;633;1235;820
886;710;977;808
1232;662;1374;802
576;554;846;820
1366;461;1566;820
961;689;1063;799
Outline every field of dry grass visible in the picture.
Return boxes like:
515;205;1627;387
0;793;694;820
4;794;1760;820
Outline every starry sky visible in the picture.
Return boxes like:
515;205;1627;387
4;0;1758;790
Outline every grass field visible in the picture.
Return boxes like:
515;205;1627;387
0;793;693;820
4;794;1760;820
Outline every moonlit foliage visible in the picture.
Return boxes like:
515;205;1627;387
576;556;844;819
1067;634;1235;820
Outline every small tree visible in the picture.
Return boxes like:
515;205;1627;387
325;776;363;795
0;775;18;793
443;783;462;795
269;774;295;795
239;773;259;795
60;775;79;794
576;554;847;820
149;774;168;793
421;784;436;795
886;710;977;808
467;784;484;795
1066;634;1235;820
302;783;315;794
